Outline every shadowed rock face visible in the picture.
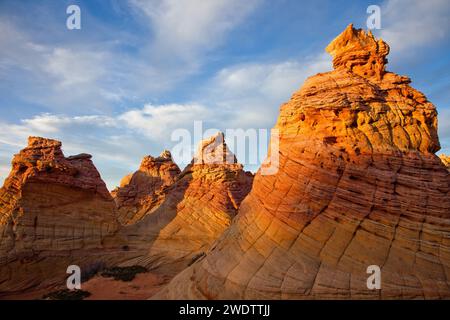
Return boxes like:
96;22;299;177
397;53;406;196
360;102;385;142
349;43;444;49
120;132;253;275
0;137;120;295
155;25;450;299
111;150;181;225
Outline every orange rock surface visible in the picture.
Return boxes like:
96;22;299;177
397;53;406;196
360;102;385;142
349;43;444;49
0;137;120;295
0;134;253;297
156;25;450;299
439;154;450;171
112;150;181;224
120;132;253;275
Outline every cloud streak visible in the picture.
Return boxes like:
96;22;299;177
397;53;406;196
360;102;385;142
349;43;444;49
380;0;450;54
0;102;222;188
130;0;260;60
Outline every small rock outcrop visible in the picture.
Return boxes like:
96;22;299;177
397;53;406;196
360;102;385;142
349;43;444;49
112;150;181;224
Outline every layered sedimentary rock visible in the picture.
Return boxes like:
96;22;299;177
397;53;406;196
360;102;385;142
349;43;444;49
112;151;181;224
157;25;450;299
0;137;120;295
439;154;450;171
121;132;253;275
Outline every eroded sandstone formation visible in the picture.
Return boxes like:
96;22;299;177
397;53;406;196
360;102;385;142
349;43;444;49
0;137;120;295
112;150;181;224
439;154;450;171
120;132;253;275
156;25;450;299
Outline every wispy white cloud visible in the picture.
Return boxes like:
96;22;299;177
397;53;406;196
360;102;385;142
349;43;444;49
21;114;117;133
0;19;125;113
0;102;219;189
213;54;331;101
43;48;106;88
0;0;261;114
0;103;213;145
0;50;333;185
119;103;213;139
129;0;260;61
380;0;450;54
201;53;332;129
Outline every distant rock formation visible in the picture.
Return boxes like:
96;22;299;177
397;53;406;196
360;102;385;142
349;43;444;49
0;137;120;295
112;150;181;224
121;132;253;275
156;25;450;299
193;132;237;164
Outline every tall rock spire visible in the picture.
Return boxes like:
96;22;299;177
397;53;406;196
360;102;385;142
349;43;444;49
120;133;253;276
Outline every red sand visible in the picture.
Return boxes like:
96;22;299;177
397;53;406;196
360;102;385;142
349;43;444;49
83;272;169;300
0;272;170;300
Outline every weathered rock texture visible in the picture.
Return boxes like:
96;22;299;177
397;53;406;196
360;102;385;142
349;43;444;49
156;25;450;299
121;132;253;275
0;137;120;295
439;154;450;171
112;150;181;224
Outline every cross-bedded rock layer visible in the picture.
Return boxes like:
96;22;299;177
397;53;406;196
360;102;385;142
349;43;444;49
0;137;120;295
120;133;253;275
156;25;450;299
112;150;181;225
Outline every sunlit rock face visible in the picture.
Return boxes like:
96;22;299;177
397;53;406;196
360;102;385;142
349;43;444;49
439;154;450;171
112;150;181;225
156;25;450;300
0;137;120;295
120;132;253;275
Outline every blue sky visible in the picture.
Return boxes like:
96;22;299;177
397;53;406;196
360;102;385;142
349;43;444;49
0;0;449;189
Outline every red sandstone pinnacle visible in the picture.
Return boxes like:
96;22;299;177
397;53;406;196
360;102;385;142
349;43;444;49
112;150;181;224
0;136;119;294
155;25;450;299
326;23;390;80
193;132;237;165
119;132;253;275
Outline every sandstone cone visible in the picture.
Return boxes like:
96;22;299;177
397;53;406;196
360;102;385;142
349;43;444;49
156;25;450;299
112;150;181;224
120;132;253;275
0;137;120;295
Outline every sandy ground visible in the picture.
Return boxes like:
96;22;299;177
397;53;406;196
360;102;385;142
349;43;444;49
0;272;170;300
0;287;55;300
83;272;169;300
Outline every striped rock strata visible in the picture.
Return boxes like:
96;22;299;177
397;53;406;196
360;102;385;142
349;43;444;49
0;137;120;295
111;151;181;225
120;132;253;275
156;25;450;299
